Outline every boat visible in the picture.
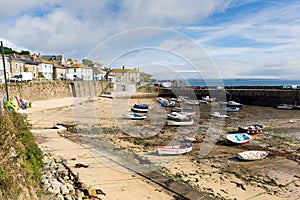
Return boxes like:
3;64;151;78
238;124;264;134
167;112;195;120
226;133;252;144
210;112;229;118
160;100;176;107
224;106;240;112
237;151;268;161
200;96;216;103
219;101;243;108
184;100;200;106
123;112;147;120
277;104;293;110
131;104;149;113
167;119;194;126
156;143;192;155
171;96;189;102
171;107;193;112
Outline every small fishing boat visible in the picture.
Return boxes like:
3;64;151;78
161;100;176;107
171;107;193;112
156;143;192;155
167;119;194;126
219;101;243;108
237;151;268;161
167;112;195;120
226;133;252;144
210;112;229;118
277;104;293;110
184;100;200;106
238;124;264;134
123;112;147;120
200;96;216;103
224;106;240;112
131;104;149;113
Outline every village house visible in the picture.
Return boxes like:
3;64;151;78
110;66;140;84
66;59;93;81
0;55;10;83
41;53;67;80
92;67;106;81
9;54;39;79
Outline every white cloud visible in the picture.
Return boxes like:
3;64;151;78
0;0;299;79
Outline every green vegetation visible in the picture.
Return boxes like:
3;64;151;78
3;46;30;55
0;110;43;199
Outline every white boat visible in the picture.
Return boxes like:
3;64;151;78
219;101;243;108
201;96;216;103
226;133;252;144
224;106;240;112
167;112;195;120
210;112;229;118
131;104;149;113
167;119;194;126
277;104;293;110
237;151;268;161
156;144;192;155
123;112;147;120
184;100;200;106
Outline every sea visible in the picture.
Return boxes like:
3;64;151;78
186;79;300;87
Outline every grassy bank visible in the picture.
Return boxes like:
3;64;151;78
0;110;43;199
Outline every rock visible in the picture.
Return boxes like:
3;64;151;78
60;184;69;195
65;182;75;194
56;194;64;200
88;187;97;196
64;194;73;200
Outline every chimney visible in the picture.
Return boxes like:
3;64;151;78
32;53;36;61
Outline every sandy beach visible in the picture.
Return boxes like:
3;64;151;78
26;96;300;200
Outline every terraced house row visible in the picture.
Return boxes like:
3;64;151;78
0;52;107;82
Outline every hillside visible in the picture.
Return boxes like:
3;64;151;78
0;110;43;199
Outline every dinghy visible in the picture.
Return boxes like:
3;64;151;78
131;104;149;113
226;133;252;144
156;144;192;155
123;112;147;120
167;119;194;126
238;124;264;134
237;151;268;161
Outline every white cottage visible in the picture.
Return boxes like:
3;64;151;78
66;63;93;81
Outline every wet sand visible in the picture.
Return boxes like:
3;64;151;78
27;96;300;200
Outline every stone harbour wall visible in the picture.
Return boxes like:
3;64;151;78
158;87;300;107
0;81;110;102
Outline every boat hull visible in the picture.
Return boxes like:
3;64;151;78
237;151;268;161
156;146;192;155
238;124;264;134
226;133;252;144
167;119;194;126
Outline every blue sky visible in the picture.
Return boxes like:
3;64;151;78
0;0;300;79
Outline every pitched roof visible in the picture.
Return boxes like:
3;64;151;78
41;55;63;61
111;69;138;73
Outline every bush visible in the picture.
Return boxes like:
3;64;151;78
0;110;43;199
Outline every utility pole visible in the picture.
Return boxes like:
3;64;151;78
1;41;9;100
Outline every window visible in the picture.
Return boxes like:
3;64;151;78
74;69;76;73
15;63;18;69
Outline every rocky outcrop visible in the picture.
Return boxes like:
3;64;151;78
41;153;104;200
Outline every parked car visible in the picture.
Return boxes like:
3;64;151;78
9;72;32;83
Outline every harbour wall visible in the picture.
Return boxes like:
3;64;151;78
158;87;300;107
0;81;112;102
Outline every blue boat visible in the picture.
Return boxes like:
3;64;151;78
131;104;149;113
226;133;252;144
